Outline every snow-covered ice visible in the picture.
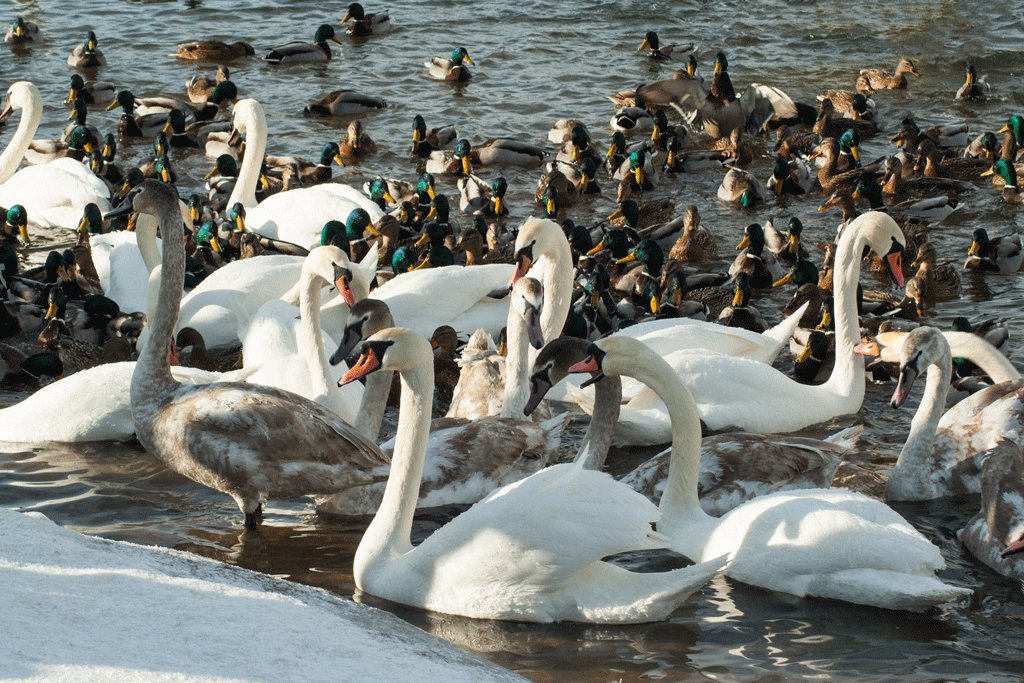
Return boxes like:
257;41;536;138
0;508;524;682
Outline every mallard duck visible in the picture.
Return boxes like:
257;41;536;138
662;133;731;173
981;159;1024;205
955;64;990;101
461;175;509;216
431;138;547;175
637;31;692;60
881;155;968;201
610;102;653;133
661;269;732;318
337;119;376;159
731;222;786;288
67;31;105;68
411;114;457;157
610;195;674;234
340;2;390;35
812;99;876;138
889;116;968;154
859;58;920;90
767;155;814;195
851;174;958;224
60;99;101;144
172;40;255;61
185;64;230;104
613;147;659;190
304;89;386;116
717;167;764;206
817;90;877;121
175;327;242;372
1;351;63;388
618;52;798;139
794;330;831;384
106;91;175;139
951;316;1009;356
454;220;503;265
667;206;717;262
1;205;30;246
64;74;115;107
809;137;880;195
717;272;765;332
964;131;999;161
425;47;474;81
412;221;455;269
4;17;38;44
25;125;94;166
264;24;342;64
914;139;988;180
964;228;1023;272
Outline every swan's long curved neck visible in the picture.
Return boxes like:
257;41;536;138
355;356;433;575
135;213;162;274
501;309;529;418
226;105;267;209
821;222;867;399
538;236;573;351
355;370;393;441
897;349;951;478
574;374;622;470
297;269;332;407
617;348;710;537
0;97;42;183
946;331;1020;383
134;199;186;399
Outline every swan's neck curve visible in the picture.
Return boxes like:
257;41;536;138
575;375;622;469
0;94;42;183
354;352;433;582
501;307;530;418
821;218;867;401
946;331;1019;383
892;349;951;494
132;197;186;407
226;105;267;209
538;236;573;346
135;213;162;273
297;265;332;406
616;347;711;541
355;370;394;441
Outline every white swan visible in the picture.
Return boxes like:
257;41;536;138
317;262;513;343
0;361;255;444
888;326;1024;501
315;293;567;517
0;82;111;229
226;99;383;250
340;326;726;623
528;337;858;517
959;441;1024;579
508;217;808;411
176;248;379;351
570;211;906;440
241;246;367;424
569;335;971;611
122;179;388;528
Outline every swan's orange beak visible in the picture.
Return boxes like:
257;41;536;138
568;355;599;374
1001;537;1024;558
336;273;356;307
511;253;532;284
339;348;380;386
886;251;905;288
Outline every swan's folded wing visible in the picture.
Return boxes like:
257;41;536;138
175;383;389;475
413;464;663;591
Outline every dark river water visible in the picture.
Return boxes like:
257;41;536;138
3;0;1024;680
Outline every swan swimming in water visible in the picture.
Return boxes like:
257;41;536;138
339;326;727;623
567;334;971;611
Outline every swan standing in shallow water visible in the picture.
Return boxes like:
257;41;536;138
120;180;388;528
340;326;726;623
888;326;1024;501
568;335;971;611
0;82;111;229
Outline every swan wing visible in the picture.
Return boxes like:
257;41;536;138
246;184;384;250
411;464;665;592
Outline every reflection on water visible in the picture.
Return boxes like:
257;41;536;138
2;0;1024;679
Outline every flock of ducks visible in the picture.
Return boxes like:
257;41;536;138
1;6;1023;627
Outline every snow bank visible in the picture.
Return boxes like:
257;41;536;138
0;509;524;682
